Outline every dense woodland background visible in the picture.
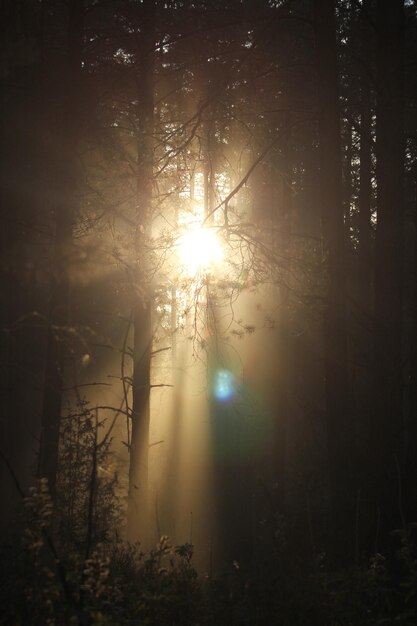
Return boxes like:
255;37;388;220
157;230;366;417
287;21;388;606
1;0;417;624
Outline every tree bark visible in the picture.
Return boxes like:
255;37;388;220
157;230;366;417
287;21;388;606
38;0;84;499
127;0;155;543
313;0;351;560
406;172;417;523
272;118;292;514
372;0;405;540
354;2;375;549
357;72;373;314
343;121;352;236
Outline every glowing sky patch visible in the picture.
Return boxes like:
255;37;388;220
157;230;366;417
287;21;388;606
213;369;236;402
177;227;224;276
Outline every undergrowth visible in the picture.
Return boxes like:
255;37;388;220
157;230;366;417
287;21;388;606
1;400;417;624
2;515;417;625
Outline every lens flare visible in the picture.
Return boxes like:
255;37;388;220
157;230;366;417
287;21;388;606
213;369;236;402
177;227;224;276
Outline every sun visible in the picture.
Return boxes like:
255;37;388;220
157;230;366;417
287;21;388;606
177;226;224;277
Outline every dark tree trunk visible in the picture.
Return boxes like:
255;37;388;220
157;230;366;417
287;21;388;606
343;121;353;235
372;0;405;540
127;0;155;543
357;72;373;314
356;0;374;316
313;0;351;560
0;0;46;513
272;119;292;514
406;173;417;523
38;0;84;498
354;4;375;550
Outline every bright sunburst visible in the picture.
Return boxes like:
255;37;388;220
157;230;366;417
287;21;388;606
177;227;224;276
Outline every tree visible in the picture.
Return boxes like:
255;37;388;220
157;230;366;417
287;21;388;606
127;0;156;543
0;0;47;517
372;0;405;539
313;0;351;559
357;0;374;317
38;0;85;498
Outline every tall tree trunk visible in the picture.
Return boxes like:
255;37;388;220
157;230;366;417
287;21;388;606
372;0;405;540
38;0;84;498
0;0;45;512
355;3;375;549
406;172;417;522
356;0;374;317
357;72;373;314
343;121;353;235
313;0;351;560
271;119;292;514
127;0;155;543
358;0;375;315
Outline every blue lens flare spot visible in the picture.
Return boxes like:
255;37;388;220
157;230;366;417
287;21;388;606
213;369;236;402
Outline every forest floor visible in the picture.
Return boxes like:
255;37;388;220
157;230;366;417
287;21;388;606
1;521;417;626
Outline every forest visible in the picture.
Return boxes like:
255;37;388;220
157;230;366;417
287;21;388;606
1;0;417;624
